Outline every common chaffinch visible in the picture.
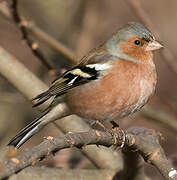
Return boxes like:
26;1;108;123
8;22;163;148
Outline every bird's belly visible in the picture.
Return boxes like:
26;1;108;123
65;63;156;122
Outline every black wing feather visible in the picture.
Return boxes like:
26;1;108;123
32;65;98;107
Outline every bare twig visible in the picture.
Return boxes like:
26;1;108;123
9;0;54;70
125;0;177;75
0;46;121;170
0;127;176;180
124;127;177;180
0;129;124;179
0;1;77;64
22;21;77;64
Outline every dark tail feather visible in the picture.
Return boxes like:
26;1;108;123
8;110;50;149
32;91;51;107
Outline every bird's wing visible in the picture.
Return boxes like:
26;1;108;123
32;52;117;107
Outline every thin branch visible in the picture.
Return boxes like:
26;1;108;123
0;129;124;179
124;127;177;180
0;1;77;64
0;46;121;170
0;127;176;180
125;0;177;76
9;0;54;70
22;21;77;64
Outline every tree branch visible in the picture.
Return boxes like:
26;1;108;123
123;127;177;180
9;0;54;70
0;127;176;180
0;0;77;71
0;129;124;179
0;1;77;63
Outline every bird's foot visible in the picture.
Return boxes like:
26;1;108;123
110;127;126;151
109;121;126;150
91;120;126;150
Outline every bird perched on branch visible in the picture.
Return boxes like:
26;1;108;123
8;22;163;148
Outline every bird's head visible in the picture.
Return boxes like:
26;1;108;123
106;22;163;63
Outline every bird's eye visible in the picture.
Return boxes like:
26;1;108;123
134;40;141;46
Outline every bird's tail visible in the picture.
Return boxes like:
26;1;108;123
8;110;50;149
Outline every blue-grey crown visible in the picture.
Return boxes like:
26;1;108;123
117;22;154;42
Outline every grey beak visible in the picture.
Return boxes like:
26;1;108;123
146;40;163;51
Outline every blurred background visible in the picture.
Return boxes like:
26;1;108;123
0;0;177;179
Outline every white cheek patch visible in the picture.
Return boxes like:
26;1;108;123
86;63;112;71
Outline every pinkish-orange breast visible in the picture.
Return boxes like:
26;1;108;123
65;59;157;122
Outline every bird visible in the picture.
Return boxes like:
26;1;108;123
8;22;163;149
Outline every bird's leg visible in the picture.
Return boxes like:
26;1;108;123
91;120;126;149
90;120;107;131
109;121;126;149
90;120;108;148
110;120;119;128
